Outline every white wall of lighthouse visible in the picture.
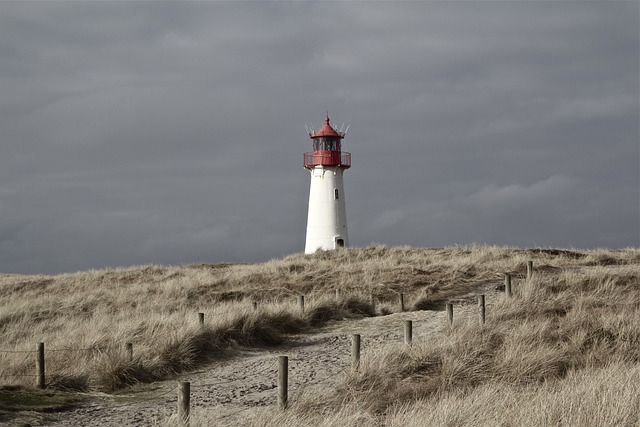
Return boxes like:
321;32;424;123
303;115;351;254
305;165;349;253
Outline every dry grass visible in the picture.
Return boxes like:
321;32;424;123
0;294;374;391
165;364;640;427
383;362;640;427
1;245;639;426
158;245;640;427
338;267;639;410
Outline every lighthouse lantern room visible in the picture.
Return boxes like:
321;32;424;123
304;114;351;254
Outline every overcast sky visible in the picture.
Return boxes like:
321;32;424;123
0;1;638;274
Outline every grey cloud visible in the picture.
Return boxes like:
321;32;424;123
0;1;637;273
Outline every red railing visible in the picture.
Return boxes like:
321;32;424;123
304;151;351;169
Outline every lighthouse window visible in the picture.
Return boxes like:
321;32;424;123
334;188;339;200
314;137;341;151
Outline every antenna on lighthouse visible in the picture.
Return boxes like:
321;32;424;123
304;124;314;136
334;123;350;137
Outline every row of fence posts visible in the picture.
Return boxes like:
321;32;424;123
30;262;536;426
30;261;535;390
30;261;535;391
34;299;487;421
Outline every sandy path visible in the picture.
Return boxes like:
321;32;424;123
42;289;493;427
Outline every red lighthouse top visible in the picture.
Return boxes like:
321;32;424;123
304;114;351;169
310;115;344;139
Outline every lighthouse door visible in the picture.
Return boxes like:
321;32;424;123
336;238;345;248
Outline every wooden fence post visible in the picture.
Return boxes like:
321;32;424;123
278;356;288;410
36;342;45;389
126;342;133;361
335;289;341;299
404;320;413;345
351;334;361;370
178;381;190;426
527;261;534;282
504;273;512;297
369;292;375;309
446;303;453;325
299;295;305;313
478;294;486;326
399;293;405;312
198;312;204;325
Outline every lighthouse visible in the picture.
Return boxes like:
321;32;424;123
303;114;351;253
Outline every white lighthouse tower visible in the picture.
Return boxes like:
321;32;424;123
304;114;351;253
